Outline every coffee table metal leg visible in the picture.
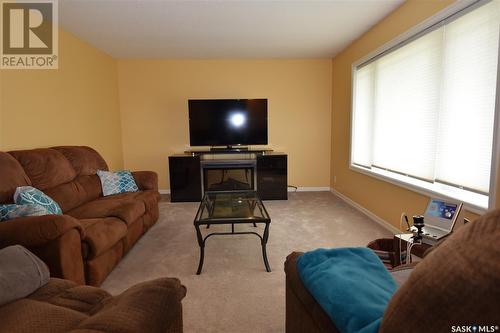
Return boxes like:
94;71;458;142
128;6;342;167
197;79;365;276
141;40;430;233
195;224;205;275
261;222;271;272
196;246;205;275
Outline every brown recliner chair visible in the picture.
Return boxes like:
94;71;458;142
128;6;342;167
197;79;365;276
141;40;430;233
0;146;161;286
0;277;186;333
285;209;500;333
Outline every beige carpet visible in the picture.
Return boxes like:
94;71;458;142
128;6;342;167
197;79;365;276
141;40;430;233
101;191;391;333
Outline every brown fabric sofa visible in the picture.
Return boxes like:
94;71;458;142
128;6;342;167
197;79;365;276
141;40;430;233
0;277;186;333
0;146;161;286
285;209;500;333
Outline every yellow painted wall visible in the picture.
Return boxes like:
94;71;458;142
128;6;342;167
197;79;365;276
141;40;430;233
1;30;124;169
0;69;3;149
331;0;500;229
117;59;332;190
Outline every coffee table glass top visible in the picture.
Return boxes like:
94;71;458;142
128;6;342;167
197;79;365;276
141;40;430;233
195;191;270;222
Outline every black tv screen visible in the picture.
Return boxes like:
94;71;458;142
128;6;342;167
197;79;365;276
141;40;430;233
188;99;268;146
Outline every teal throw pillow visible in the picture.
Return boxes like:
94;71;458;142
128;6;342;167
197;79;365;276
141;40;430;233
0;204;51;222
97;170;139;196
14;186;62;215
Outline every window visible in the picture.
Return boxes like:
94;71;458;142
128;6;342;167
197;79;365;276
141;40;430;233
351;0;500;211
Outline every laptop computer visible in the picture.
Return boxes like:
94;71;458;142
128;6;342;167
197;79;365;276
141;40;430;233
412;198;463;245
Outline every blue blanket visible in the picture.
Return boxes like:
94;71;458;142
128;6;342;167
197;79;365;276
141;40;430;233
297;248;397;333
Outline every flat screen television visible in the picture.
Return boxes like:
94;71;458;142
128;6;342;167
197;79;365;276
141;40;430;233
188;99;268;147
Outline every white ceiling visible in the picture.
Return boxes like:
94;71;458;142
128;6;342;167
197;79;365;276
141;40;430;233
59;0;404;59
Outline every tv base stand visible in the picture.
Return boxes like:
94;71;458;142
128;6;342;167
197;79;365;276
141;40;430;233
184;148;274;155
210;146;249;152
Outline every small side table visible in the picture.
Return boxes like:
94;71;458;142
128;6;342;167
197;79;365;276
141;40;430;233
393;234;432;266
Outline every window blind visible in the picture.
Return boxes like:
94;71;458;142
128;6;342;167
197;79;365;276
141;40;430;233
351;0;500;194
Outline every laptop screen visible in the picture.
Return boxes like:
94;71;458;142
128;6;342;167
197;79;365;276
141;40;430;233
424;199;461;232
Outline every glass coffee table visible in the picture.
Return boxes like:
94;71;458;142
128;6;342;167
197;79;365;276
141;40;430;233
193;191;271;274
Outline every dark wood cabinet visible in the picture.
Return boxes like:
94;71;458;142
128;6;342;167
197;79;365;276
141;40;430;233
168;152;287;202
257;154;287;200
168;155;202;202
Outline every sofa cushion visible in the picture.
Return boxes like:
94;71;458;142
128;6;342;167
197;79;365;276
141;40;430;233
0;298;88;332
0;152;32;204
100;190;160;209
28;278;110;314
44;175;103;213
53;146;108;176
0;278;110;332
67;198;145;226
74;278;186;333
380;209;500;333
9;149;77;190
79;218;128;259
0;277;186;332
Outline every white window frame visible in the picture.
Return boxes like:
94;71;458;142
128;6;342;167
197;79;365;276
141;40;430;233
349;0;500;215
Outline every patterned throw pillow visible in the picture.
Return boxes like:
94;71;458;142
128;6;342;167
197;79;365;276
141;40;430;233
97;170;139;196
14;186;62;215
0;204;50;222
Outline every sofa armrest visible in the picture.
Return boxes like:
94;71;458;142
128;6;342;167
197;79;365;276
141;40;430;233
0;214;84;248
284;252;340;333
72;278;187;333
0;215;86;284
132;171;158;191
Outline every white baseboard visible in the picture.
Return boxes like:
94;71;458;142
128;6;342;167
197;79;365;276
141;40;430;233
289;186;331;192
159;189;171;194
330;188;400;234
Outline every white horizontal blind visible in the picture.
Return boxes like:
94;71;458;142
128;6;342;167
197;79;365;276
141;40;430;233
351;0;500;194
352;65;374;167
372;28;443;180
435;2;500;193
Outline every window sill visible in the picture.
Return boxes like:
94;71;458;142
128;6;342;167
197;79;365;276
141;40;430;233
349;164;488;215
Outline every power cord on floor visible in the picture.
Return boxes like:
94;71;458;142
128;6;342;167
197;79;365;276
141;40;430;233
287;185;298;192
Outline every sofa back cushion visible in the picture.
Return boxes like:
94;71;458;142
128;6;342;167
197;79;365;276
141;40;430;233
44;175;103;213
9;148;76;190
7;146;108;212
53;146;108;176
380;209;500;332
0;152;32;204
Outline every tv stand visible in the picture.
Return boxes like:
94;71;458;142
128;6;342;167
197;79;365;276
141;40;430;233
168;150;287;202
